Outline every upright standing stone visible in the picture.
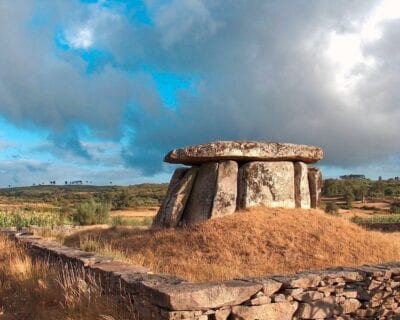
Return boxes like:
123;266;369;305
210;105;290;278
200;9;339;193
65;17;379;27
238;162;295;209
294;162;310;209
308;167;322;209
210;161;238;218
182;162;219;225
152;167;198;228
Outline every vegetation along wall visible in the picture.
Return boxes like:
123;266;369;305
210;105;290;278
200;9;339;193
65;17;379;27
2;229;400;319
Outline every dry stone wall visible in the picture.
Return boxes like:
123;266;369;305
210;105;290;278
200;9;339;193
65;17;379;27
153;141;324;228
3;229;400;320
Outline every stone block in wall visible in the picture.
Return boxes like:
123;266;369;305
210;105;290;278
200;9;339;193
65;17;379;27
152;167;198;228
241;277;282;296
294;162;310;209
273;273;321;289
308;167;322;209
213;308;231;320
210;160;238;218
182;162;219;225
341;298;362;314
138;280;262;311
230;301;298;320
237;161;295;209
295;296;338;319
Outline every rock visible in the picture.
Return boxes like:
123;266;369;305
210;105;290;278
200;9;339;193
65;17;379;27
292;291;324;302
152;167;198;228
274;274;321;289
210;161;238;218
231;302;298;320
238;161;295;209
213;308;231;320
294;162;310;209
295;296;337;319
164;141;323;165
242;278;282;296
250;295;272;305
182;162;219;225
308;167;322;209
141;280;262;311
341;298;361;314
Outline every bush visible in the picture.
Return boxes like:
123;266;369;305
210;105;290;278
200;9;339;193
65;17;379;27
343;190;355;209
73;200;111;225
390;201;400;214
0;210;64;230
325;202;339;215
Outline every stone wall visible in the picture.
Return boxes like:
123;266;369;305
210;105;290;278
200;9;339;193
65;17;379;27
2;229;400;319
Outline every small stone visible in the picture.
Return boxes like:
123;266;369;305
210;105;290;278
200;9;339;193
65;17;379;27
245;278;282;296
213;308;231;320
273;294;289;302
284;288;304;295
231;302;298;320
341;290;358;299
250;295;272;305
274;274;321;289
341;299;361;314
295;296;337;319
293;291;324;302
368;279;383;291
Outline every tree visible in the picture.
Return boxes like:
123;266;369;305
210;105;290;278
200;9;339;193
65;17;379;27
344;190;355;209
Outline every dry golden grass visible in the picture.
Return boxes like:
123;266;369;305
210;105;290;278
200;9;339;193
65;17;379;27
64;207;400;283
0;235;136;320
110;207;158;218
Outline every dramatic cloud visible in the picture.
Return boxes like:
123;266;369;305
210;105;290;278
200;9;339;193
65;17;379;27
0;0;399;185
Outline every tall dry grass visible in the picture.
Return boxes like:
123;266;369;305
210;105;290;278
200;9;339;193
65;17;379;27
0;235;136;320
65;207;400;282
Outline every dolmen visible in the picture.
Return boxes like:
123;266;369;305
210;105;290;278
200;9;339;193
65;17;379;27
152;141;323;228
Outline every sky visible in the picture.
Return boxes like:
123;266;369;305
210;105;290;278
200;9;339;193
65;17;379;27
1;0;400;187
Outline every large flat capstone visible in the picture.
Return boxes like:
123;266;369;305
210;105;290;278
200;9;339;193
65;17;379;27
164;141;323;165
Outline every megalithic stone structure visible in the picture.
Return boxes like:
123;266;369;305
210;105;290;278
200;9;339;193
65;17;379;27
152;141;323;228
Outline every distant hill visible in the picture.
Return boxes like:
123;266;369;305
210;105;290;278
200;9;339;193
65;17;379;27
0;183;168;209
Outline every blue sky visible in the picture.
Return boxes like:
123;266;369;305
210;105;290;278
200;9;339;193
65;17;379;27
0;0;400;187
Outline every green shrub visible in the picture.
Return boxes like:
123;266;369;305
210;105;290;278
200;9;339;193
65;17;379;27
73;200;111;225
0;210;64;230
325;202;339;215
390;201;400;214
352;215;400;224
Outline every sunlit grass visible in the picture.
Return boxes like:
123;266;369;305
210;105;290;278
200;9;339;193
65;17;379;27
0;234;136;319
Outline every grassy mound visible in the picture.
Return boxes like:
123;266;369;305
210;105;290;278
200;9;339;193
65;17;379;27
64;207;400;282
